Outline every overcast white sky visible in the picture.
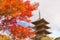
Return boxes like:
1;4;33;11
30;0;60;38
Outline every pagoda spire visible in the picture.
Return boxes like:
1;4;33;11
39;10;41;19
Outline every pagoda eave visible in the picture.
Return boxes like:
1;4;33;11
32;18;49;25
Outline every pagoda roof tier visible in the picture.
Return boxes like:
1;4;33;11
32;18;49;25
36;30;51;34
32;23;50;29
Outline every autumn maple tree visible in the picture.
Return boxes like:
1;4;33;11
0;0;39;40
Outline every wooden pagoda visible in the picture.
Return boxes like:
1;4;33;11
31;11;51;40
32;18;51;40
32;18;51;36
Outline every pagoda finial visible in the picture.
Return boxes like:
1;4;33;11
39;10;41;19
